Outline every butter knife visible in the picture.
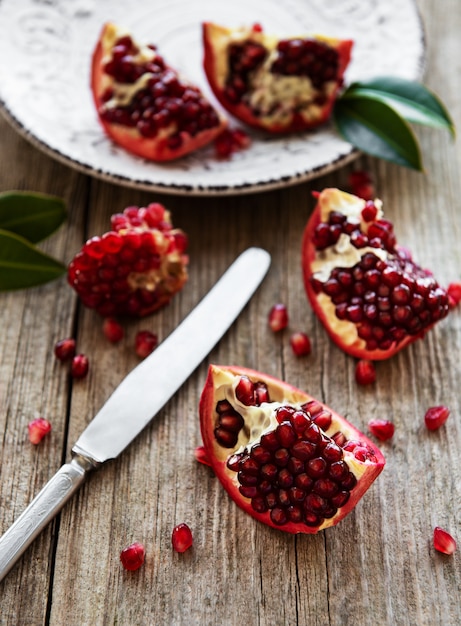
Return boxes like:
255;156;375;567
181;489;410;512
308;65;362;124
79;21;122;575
0;247;271;581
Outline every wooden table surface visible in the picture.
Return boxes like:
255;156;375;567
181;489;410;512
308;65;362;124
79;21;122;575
1;1;460;624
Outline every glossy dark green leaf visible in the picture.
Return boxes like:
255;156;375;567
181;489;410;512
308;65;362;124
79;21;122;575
342;77;455;137
0;229;66;291
333;96;423;171
0;191;66;243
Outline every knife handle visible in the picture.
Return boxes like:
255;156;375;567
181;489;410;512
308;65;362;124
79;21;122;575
0;455;94;582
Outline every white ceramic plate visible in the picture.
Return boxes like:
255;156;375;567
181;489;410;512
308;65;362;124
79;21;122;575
0;0;425;196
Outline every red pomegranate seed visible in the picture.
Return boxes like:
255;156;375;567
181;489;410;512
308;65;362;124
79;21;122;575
447;282;461;308
135;330;158;358
424;405;450;431
355;359;376;385
268;303;289;332
27;418;52;444
290;332;311;356
171;523;193;553
71;354;89;379
102;318;124;343
368;419;395;441
120;541;145;570
433;527;457;555
54;338;76;362
349;170;374;201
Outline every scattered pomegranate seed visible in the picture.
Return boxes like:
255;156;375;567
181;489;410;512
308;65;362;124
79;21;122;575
102;317;124;343
171;523;193;553
355;359;376;385
447;282;461;308
27;418;52;444
268;303;289;332
194;446;212;467
349;170;375;201
424;405;450;431
433;527;457;555
71;354;89;379
120;541;145;570
54;338;76;362
290;332;311;356
368;419;395;441
214;127;251;158
135;330;158;358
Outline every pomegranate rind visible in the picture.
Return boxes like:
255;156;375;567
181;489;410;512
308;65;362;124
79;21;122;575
301;188;448;360
199;364;385;534
202;22;353;133
91;23;227;161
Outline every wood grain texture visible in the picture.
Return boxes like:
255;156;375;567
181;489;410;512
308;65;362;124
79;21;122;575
1;0;460;624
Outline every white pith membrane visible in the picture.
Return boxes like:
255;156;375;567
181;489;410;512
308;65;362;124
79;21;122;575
310;189;391;350
213;368;371;483
209;24;338;126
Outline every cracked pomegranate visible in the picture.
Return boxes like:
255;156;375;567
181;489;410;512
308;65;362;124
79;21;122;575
302;189;450;360
199;365;385;533
120;541;145;570
68;202;188;317
433;527;457;555
424;406;450;431
203;22;353;133
92;23;226;161
171;523;193;553
28;418;52;444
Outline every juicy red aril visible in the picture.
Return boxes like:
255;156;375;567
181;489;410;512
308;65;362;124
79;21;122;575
424;405;450;431
368;419;395;441
102;317;124;343
272;39;339;89
171;523;193;553
135;330;158;358
120;541;145;570
447;281;461;308
290;331;311;356
226;405;359;529
433;527;457;555
54;338;76;361
28;418;52;444
355;360;376;385
71;354;89;379
268;303;289;332
349;171;374;201
214;127;251;158
224;41;267;102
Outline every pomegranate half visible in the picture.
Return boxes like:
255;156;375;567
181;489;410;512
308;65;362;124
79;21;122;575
199;365;385;534
91;23;226;161
302;189;450;360
202;22;353;133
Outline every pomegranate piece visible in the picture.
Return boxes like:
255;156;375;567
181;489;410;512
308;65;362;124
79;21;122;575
302;189;450;360
433;527;457;555
368;419;394;441
135;330;158;358
91;23;226;161
120;541;145;570
199;365;385;534
71;354;89;379
355;360;376;385
68;202;188;317
28;418;52;444
290;332;311;357
203;22;353;133
424;405;450;431
171;523;193;553
268;303;289;332
102;317;124;343
54;338;76;362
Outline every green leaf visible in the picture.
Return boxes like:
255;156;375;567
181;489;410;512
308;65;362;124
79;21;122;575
333;96;423;171
0;229;66;291
342;77;455;137
0;191;66;243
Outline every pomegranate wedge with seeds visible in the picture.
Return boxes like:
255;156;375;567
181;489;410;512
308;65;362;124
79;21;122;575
203;22;353;133
199;365;385;534
92;23;226;161
302;189;450;360
68;202;188;317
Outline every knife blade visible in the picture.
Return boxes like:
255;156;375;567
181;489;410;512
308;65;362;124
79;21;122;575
0;247;270;581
